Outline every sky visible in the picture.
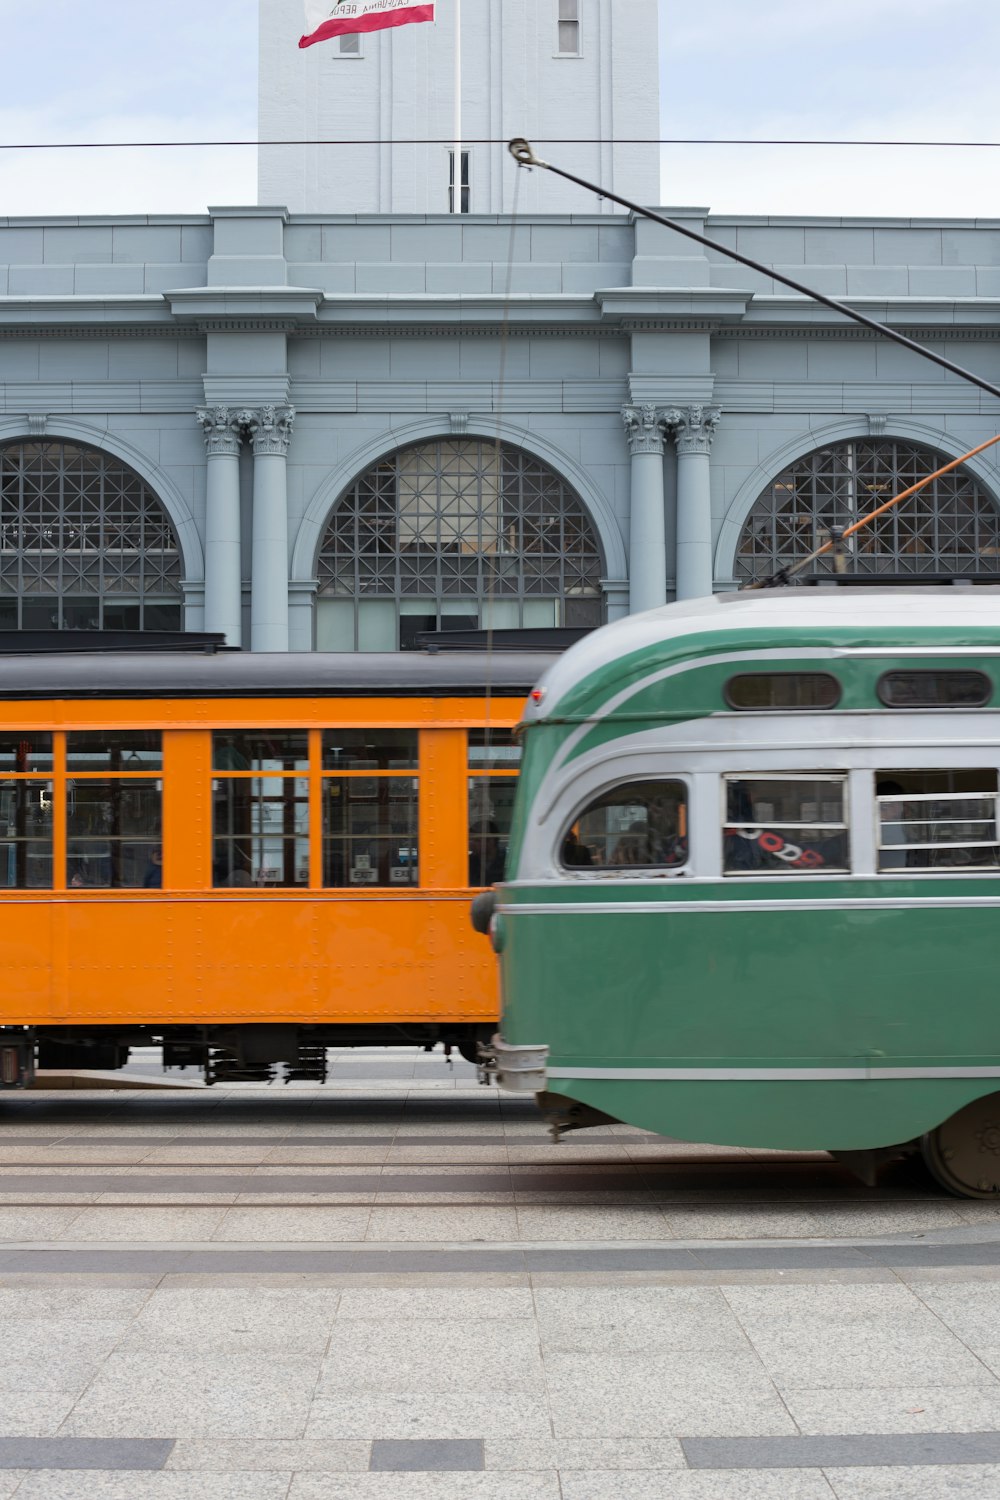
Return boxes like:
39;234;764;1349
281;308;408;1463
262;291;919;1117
0;0;998;219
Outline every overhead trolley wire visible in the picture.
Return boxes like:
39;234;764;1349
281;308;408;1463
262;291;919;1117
507;136;1000;592
2;136;1000;152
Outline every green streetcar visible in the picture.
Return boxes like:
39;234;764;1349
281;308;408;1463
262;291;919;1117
480;587;1000;1198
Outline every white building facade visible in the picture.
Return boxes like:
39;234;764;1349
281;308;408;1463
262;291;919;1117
259;0;661;215
0;6;999;651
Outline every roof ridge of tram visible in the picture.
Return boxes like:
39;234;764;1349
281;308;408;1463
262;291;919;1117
0;650;558;699
526;589;1000;723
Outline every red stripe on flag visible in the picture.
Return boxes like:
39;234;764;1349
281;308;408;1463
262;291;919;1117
300;4;434;48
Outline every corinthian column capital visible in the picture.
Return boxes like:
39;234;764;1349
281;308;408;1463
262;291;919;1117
196;406;242;458
621;403;668;457
239;404;296;457
664;405;721;456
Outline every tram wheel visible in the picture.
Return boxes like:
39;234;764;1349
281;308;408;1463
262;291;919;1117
921;1093;1000;1199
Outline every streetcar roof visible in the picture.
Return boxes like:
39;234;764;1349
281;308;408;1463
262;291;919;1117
0;650;557;700
524;588;1000;722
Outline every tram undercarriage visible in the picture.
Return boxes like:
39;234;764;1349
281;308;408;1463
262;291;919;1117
0;1023;493;1088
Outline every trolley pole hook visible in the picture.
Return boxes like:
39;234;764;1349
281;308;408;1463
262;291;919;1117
508;138;546;171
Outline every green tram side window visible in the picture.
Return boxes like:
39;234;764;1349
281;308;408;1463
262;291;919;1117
725;673;841;710
877;769;1000;872
67;731;162;889
877;671;992;708
559;779;688;872
0;733;53;889
322;730;419;887
724;774;848;876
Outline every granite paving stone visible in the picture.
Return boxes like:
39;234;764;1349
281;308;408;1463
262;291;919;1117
544;1350;798;1437
61;1351;323;1437
11;1476;295;1500
335;1286;534;1320
289;1475;560;1499
305;1391;553;1440
0;1392;87;1438
782;1386;1000;1435
0;1288;150;1321
318;1319;545;1392
823;1466;1000;1499
558;1473;836;1499
364;1207;520;1240
212;1208;373;1241
117;1287;341;1353
915;1283;1000;1348
739;1324;996;1392
722;1284;930;1323
515;1205;672;1239
0;1208;87;1239
59;1208;228;1241
533;1285;752;1354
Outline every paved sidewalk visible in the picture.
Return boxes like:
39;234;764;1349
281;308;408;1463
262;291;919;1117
1;1054;1000;1496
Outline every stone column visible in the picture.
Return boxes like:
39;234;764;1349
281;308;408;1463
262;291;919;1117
196;407;243;648
621;404;668;615
241;404;295;652
666;405;721;602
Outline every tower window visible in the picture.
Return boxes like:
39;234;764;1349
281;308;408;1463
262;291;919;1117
449;150;470;214
338;33;361;55
558;0;580;54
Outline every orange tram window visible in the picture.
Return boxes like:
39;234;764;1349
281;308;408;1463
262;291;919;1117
0;649;548;1085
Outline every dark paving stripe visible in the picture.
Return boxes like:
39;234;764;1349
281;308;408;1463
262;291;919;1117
2;1241;1000;1275
0;1134;532;1147
0;1170;660;1194
0;1438;174;1470
371;1439;484;1472
0;1164;868;1196
683;1432;1000;1469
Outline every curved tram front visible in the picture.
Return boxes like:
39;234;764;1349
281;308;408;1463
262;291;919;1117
485;588;1000;1199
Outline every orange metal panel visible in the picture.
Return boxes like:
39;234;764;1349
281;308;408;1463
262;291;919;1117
14;893;497;1027
418;729;468;890
163;732;210;891
0;697;522;732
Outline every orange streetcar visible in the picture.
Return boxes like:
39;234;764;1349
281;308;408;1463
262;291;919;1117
0;645;547;1087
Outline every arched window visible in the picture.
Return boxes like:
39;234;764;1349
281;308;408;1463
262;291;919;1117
0;440;182;632
736;438;1000;583
316;439;604;650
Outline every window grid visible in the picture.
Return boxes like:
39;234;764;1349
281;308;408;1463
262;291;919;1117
317;439;604;644
0;441;183;630
736;439;1000;582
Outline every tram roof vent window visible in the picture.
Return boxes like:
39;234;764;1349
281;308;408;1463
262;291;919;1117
877;671;992;709
725;673;841;711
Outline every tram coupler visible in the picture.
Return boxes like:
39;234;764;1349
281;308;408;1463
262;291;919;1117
0;1034;35;1089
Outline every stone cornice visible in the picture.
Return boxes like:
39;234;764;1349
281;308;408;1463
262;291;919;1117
741;295;1000;330
3;286;1000;343
597;288;751;323
0;295;176;331
165;287;324;325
